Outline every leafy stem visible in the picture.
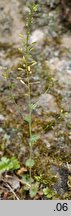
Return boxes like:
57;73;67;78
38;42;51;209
25;4;37;186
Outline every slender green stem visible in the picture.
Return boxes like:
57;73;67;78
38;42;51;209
25;9;33;185
25;4;38;189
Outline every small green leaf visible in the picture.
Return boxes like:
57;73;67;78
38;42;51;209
19;34;23;38
22;174;34;190
29;134;40;146
43;187;54;199
24;115;31;123
32;3;38;12
29;47;34;51
34;174;42;182
25;159;35;168
2;73;9;79
31;61;37;66
31;41;36;45
11;157;20;170
30;182;39;198
18;48;23;53
30;103;37;111
0;157;20;173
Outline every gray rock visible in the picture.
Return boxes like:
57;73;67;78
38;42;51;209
0;0;24;44
36;93;59;114
29;29;46;47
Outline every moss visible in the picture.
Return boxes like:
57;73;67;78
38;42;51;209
66;122;71;130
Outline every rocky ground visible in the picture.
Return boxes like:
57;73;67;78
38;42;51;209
0;0;71;199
